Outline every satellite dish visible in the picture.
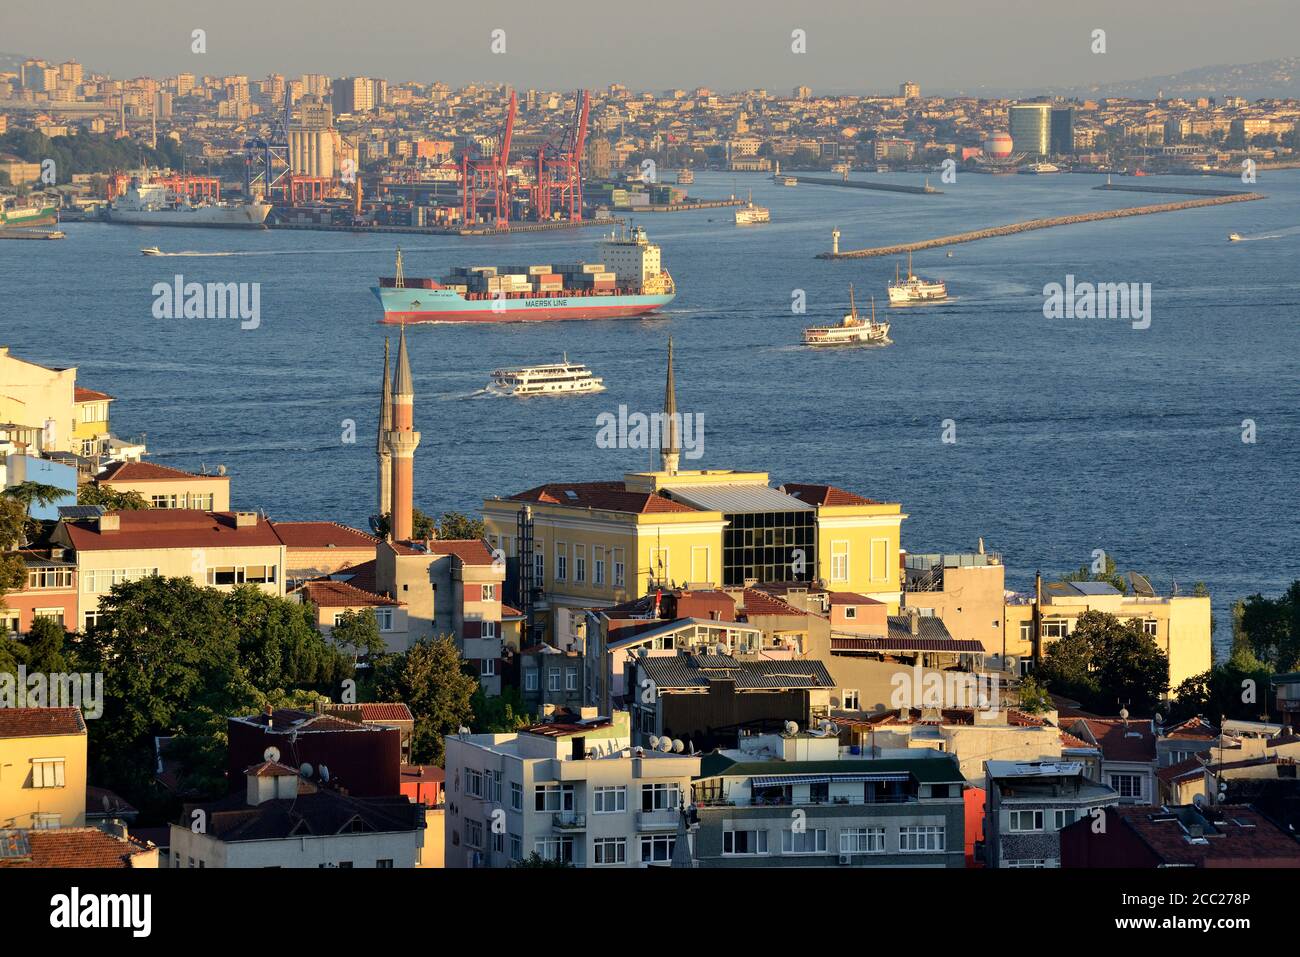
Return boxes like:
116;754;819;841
263;746;281;763
217;464;227;476
658;737;673;752
648;735;660;750
319;765;330;783
784;721;799;736
299;762;314;778
672;739;684;753
1128;571;1156;598
1192;793;1206;809
714;642;728;656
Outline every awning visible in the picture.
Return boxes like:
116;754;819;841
748;772;911;788
749;775;831;788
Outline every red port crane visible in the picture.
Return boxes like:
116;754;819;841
532;90;590;222
461;90;517;227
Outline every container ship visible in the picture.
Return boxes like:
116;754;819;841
372;225;675;324
104;181;270;228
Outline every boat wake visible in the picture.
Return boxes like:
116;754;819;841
1231;226;1300;242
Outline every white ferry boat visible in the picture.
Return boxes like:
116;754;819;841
489;355;606;397
1228;233;1243;242
887;252;948;304
778;175;798;186
1020;162;1061;174
734;191;770;226
106;181;270;228
803;285;890;347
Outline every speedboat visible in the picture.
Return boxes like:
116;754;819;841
140;246;163;256
1228;233;1243;242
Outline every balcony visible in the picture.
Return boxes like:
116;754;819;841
636;809;678;831
551;813;586;831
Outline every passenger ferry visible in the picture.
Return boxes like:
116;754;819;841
802;285;890;347
887;252;948;304
489;356;606;397
734;191;770;226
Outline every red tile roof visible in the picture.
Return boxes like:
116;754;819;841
1157;755;1206;784
500;604;524;618
781;483;880;507
94;460;221;482
1109;805;1300;866
508;481;696;514
295;578;399;608
74;387;114;403
828;591;880;604
270;521;379;549
1163;716;1219;740
0;827;154;868
331;703;415;723
336;559;377;592
431;538;496;564
401;764;445;783
62;509;282;550
738;588;808;618
0;707;86;739
1073;718;1158;763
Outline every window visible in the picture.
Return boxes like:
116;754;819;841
555;543;567;582
243;565;276;584
481;583;496;601
830;541;849;582
1042;619;1071;639
509;834;521;861
206;564;275;586
1052;809;1074;830
376;859;394;868
781;829;827;853
150;494;181;509
375;607;394;631
1019;621;1032;642
594;786;626;813
533;547;544;586
842;689;860;711
593;837;626;865
641;783;681;811
31;758;65;788
1110;773;1143;799
840;827;885;854
191;493;214;511
547;669;561;692
488;770;502;803
1008;810;1043;832
534;784;575;812
480;659;496;677
1006;858;1057;868
83;567;158;593
524;671;538;692
481;621;497;639
594;546;605;586
33;609;64;628
723;829;768;855
534;837;574;863
510;782;523;811
464;769;484;798
844;606;857;619
1142;619;1159;636
574;545;586;584
640;834;675;863
899;825;945;852
464;818;484;848
492;831;504;854
32;813;61;829
26;568;73;589
565;667;577;691
613;548;625;588
649;546;669;584
82;610;102;631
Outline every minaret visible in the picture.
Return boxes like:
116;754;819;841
661;337;680;475
385;326;420;541
376;337;393;525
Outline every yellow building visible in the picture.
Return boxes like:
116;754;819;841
0;346;76;453
1003;580;1212;691
0;708;88;830
483;342;907;645
73;386;114;455
93;460;231;510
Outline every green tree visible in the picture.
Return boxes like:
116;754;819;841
373;636;477;766
411;508;436;540
471;685;529;732
1036;610;1168;714
77;484;150;511
3;481;68;513
329;607;389;662
1238;581;1300;670
24;616;68;673
436;511;486;541
1061;553;1127;594
512;851;573;868
0;497;28;608
225;585;353;693
1015;674;1053;714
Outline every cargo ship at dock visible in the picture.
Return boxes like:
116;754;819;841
372;225;675;323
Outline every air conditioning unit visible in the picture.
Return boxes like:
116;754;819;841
837;853;852;865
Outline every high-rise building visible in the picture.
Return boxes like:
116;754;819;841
174;73;195;97
1050;107;1075;155
1009;103;1052;157
332;76;374;114
899;81;920;101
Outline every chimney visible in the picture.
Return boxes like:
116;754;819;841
234;511;258;528
97;513;120;532
908;608;919;635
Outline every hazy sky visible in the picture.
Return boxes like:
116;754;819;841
4;0;1297;93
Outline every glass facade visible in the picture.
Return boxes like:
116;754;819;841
721;509;817;586
1009;104;1051;156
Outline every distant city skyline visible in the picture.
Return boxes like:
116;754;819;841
4;0;1298;95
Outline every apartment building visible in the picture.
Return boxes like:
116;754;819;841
983;760;1119;868
442;710;700;868
1063;716;1158;805
690;731;967;867
53;509;287;629
93;460;230;511
0;708;88;831
1061;803;1300;868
